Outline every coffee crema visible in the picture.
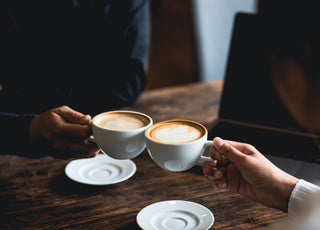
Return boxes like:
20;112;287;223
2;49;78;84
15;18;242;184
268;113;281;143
94;112;149;131
146;120;205;144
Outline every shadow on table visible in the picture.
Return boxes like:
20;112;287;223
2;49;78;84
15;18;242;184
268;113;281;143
49;174;109;196
187;165;205;175
116;222;141;230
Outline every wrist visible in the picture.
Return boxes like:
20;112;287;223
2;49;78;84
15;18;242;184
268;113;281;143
29;115;40;141
277;172;299;212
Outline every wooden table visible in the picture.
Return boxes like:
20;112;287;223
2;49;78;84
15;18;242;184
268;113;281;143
0;80;286;229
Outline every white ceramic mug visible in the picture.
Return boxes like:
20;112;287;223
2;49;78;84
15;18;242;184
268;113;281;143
92;110;153;159
145;119;213;171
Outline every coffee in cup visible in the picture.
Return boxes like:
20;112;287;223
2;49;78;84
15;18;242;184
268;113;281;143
95;112;148;130
92;111;153;159
147;120;205;144
145;120;213;171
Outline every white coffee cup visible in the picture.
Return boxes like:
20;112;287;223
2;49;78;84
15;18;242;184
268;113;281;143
92;110;153;159
145;119;213;172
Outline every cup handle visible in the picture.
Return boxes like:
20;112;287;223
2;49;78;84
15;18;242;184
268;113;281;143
197;140;214;165
89;135;106;156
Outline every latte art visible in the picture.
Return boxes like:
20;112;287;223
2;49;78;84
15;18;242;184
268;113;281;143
147;120;205;144
153;125;201;143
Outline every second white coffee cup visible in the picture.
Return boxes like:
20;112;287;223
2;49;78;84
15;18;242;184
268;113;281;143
145;119;213;172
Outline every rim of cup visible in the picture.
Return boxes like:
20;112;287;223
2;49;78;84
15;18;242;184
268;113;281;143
145;119;208;145
92;110;153;132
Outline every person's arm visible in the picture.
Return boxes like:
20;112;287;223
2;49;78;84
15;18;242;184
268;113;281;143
0;112;41;158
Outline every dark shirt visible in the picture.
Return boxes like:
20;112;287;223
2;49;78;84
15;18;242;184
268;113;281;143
0;0;150;157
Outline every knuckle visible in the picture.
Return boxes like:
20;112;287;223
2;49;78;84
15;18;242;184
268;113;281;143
245;144;257;155
60;105;69;110
71;111;81;120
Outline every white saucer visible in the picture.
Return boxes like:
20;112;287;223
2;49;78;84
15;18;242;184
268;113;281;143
65;154;136;185
137;200;214;230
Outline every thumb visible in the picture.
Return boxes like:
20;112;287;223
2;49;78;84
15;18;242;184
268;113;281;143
213;137;246;164
53;106;91;125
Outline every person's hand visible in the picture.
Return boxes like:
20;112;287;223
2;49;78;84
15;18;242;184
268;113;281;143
203;137;299;211
29;106;99;159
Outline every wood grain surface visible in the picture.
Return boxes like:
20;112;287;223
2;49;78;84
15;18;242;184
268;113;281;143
0;81;286;229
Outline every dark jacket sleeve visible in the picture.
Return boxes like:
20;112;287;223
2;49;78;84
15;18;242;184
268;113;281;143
0;113;47;158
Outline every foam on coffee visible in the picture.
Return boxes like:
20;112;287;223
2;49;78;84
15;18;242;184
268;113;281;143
95;112;149;131
147;120;205;144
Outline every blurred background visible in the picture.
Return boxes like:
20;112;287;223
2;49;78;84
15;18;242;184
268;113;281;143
146;0;257;90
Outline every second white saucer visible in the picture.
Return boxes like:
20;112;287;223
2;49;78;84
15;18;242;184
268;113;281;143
137;200;214;230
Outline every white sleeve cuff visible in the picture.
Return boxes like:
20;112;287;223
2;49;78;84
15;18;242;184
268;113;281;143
288;179;320;215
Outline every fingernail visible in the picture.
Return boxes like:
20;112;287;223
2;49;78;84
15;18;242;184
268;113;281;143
82;115;92;124
214;137;224;147
84;115;91;120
